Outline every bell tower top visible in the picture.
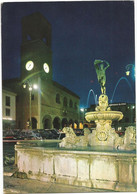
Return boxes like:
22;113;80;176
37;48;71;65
22;12;51;47
21;12;52;81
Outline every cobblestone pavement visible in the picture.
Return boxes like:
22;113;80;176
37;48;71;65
3;165;113;194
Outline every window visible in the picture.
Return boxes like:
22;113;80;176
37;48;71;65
6;96;10;106
63;97;67;107
69;100;73;108
6;108;10;116
56;94;60;104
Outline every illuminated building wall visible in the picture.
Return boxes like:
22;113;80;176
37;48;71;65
2;88;16;130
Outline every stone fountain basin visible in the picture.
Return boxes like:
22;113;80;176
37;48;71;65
15;140;137;192
85;111;123;122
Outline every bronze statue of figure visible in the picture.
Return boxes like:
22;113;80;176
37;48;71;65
94;59;110;94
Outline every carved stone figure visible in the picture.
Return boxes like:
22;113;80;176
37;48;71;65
95;94;111;111
59;127;89;148
59;127;78;148
118;126;136;150
94;59;110;94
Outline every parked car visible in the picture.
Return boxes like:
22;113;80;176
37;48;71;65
19;130;42;140
44;129;61;139
35;129;65;140
35;129;48;139
3;129;23;140
3;134;17;140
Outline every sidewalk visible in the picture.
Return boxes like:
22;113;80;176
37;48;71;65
3;165;111;193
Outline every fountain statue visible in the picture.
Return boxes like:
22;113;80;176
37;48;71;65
15;59;137;192
94;59;110;94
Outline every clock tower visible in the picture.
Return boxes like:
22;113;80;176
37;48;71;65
21;12;52;82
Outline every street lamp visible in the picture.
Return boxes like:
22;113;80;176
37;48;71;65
80;108;85;129
80;108;84;112
23;81;38;129
125;64;135;76
33;84;38;89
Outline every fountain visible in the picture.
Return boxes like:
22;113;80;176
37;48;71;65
15;59;137;192
110;76;134;103
86;89;97;107
86;94;123;148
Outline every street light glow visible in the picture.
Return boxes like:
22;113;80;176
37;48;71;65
126;71;130;76
23;83;27;88
22;81;38;129
29;86;32;91
33;84;38;89
125;64;135;78
80;108;84;112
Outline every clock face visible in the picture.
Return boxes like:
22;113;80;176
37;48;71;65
25;61;34;71
43;63;49;73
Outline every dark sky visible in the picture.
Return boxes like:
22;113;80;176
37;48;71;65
2;1;135;107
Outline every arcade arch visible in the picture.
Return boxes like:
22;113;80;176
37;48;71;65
69;119;74;127
42;115;52;129
62;118;68;128
53;117;61;129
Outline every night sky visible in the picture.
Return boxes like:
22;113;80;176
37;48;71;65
2;1;135;107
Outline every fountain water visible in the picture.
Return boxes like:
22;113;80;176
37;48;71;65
86;89;97;107
15;60;137;192
110;77;134;103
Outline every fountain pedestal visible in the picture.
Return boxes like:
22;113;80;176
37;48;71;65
85;94;123;148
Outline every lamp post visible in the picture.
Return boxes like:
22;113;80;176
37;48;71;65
23;82;38;129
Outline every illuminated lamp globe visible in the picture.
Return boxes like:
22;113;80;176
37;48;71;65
126;70;130;76
33;84;38;89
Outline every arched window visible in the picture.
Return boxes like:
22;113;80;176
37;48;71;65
56;93;60;104
69;99;73;108
63;97;67;107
